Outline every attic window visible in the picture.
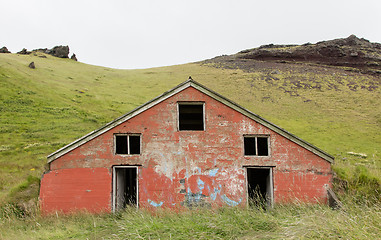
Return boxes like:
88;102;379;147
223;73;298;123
178;102;204;131
244;136;269;156
115;134;141;155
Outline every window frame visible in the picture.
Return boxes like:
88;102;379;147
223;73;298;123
114;133;141;155
177;101;205;131
243;135;270;157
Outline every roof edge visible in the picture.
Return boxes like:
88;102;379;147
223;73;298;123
47;79;193;163
188;81;334;163
48;78;334;164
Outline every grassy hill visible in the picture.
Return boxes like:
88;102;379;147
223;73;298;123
1;47;380;205
0;38;381;238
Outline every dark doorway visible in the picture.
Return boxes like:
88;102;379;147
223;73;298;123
113;167;137;211
247;168;273;208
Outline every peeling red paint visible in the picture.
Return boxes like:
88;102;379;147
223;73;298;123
40;168;111;214
40;86;332;213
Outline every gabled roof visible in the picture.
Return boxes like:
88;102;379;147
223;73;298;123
48;79;334;163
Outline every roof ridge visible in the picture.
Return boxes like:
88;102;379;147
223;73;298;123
47;78;334;164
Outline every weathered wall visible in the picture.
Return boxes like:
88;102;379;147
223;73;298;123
40;168;111;213
40;87;332;213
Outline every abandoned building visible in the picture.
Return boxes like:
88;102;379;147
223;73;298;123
39;79;334;213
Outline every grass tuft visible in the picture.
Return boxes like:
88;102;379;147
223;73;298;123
0;199;380;239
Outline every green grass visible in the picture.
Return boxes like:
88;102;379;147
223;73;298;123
1;199;380;239
0;50;381;239
0;52;380;204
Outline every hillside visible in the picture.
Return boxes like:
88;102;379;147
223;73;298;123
205;35;381;75
0;36;380;207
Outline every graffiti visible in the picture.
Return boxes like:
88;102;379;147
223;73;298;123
221;195;242;206
148;199;163;207
208;168;219;177
210;184;221;201
197;178;205;191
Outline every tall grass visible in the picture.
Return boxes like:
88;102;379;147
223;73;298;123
1;199;380;239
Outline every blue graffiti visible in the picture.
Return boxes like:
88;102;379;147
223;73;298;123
197;178;205;191
209;168;219;177
148;199;163;207
221;195;242;206
185;157;189;178
210;184;222;201
210;187;220;201
185;186;204;205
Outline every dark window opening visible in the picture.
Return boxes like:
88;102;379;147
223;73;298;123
115;135;128;154
115;167;137;210
247;168;272;208
115;135;141;155
179;104;204;131
257;137;268;156
244;137;256;155
244;136;269;156
129;136;140;154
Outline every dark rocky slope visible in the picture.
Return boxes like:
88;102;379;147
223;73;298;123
205;35;381;75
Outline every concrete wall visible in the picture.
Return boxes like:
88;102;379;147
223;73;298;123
40;87;332;213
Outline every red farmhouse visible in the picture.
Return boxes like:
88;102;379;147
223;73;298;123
40;79;334;213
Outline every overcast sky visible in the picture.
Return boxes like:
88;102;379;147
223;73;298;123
2;0;381;69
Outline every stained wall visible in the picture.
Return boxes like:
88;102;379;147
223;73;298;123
40;87;332;213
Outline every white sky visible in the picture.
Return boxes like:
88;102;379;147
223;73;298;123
2;0;381;69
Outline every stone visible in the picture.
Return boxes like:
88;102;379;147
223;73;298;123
318;45;345;58
345;34;363;46
0;46;11;53
32;48;48;54
51;45;69;58
70;53;78;61
350;52;359;57
17;48;31;55
31;46;75;59
28;62;35;69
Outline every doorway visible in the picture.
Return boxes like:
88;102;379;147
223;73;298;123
246;167;273;208
112;166;138;211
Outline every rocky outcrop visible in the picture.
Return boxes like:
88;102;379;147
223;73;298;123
33;45;70;58
0;46;11;53
49;45;69;58
2;45;78;61
17;48;31;55
233;35;381;73
70;53;78;61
